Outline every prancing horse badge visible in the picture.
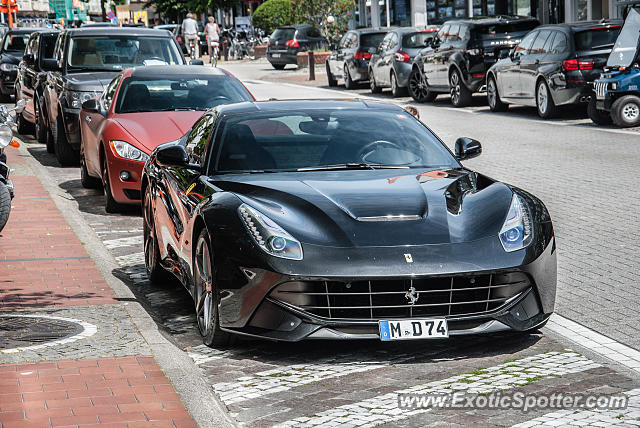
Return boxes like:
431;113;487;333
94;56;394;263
404;253;413;263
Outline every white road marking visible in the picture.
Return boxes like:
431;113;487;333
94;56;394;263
0;314;97;354
277;351;599;427
103;235;144;249
512;388;640;428
546;314;640;373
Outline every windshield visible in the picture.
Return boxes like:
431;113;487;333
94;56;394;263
607;8;640;67
214;109;458;173
574;26;622;51
67;36;183;71
3;33;29;52
115;75;253;113
360;33;386;48
403;31;435;48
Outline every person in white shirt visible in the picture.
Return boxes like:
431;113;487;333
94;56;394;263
204;16;220;64
181;13;200;58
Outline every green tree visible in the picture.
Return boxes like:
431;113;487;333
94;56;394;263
145;0;239;21
252;0;293;33
291;0;355;45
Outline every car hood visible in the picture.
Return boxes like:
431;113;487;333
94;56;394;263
114;111;204;152
214;169;514;247
64;71;119;92
0;52;21;64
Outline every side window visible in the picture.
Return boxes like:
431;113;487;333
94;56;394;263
307;27;321;38
103;74;122;111
380;32;393;50
339;33;350;49
25;34;36;56
436;25;450;44
459;25;469;41
54;34;64;66
550;32;569;55
530;30;552;54
446;24;460;42
186;113;216;165
543;32;556;54
514;31;538;58
389;33;399;49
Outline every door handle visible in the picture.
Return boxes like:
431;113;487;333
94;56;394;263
535;59;540;65
86;116;91;122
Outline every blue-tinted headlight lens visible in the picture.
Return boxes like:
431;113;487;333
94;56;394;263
499;195;532;252
238;204;303;260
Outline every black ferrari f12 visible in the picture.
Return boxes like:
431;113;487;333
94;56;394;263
142;99;556;347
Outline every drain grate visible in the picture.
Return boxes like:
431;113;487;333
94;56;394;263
0;316;83;349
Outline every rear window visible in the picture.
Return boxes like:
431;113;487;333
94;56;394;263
360;33;386;48
473;21;539;39
574;26;622;51
403;32;435;48
271;28;296;41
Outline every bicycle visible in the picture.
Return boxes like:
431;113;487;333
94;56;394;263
210;41;219;67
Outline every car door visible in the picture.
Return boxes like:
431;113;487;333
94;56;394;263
380;32;399;86
422;24;449;87
435;24;457;87
45;32;65;128
498;30;538;99
333;32;351;76
519;30;553;100
372;33;392;83
544;31;571;93
19;34;38;119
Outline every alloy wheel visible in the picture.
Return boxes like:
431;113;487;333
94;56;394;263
450;72;460;105
195;236;214;336
488;79;497;108
537;83;548;115
143;190;155;272
622;102;640;122
409;71;428;100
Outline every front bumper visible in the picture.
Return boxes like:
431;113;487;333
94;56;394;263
217;234;557;341
105;151;145;205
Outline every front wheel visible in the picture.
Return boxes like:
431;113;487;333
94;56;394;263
487;76;508;112
536;80;557;119
449;69;471;107
143;187;175;284
326;63;338;87
16;111;32;136
390;71;406;97
0;181;10;233
369;69;382;93
343;65;354;90
80;149;101;189
194;229;232;347
408;68;437;103
53;116;79;166
101;153;123;213
611;95;640;128
35;97;48;144
587;97;612;126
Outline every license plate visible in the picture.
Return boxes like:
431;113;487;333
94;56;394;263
379;318;448;341
272;53;281;58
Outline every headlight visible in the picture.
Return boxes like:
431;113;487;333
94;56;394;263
109;140;149;162
0;124;12;148
0;63;17;72
611;82;618;90
499;194;532;252
238;204;303;260
68;91;99;109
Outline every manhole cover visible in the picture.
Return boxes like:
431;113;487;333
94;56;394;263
0;315;84;349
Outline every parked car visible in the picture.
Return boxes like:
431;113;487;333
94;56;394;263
0;28;41;102
266;25;326;70
409;16;539;107
369;27;438;97
79;65;254;213
487;20;622;118
141;99;556;346
592;7;640;127
154;24;186;53
14;29;59;143
326;28;390;89
43;26;186;166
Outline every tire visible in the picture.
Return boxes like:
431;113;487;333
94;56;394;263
80;149;101;189
449;68;472;107
536;79;557;119
0;181;10;233
193;229;232;347
611;95;640;128
369;69;382;93
53;116;79;166
326;63;338;87
408;68;437;103
487;76;508;112
271;63;285;70
390;71;406;97
143;186;175;284
35;97;48;144
101;151;123;213
16;112;32;136
343;65;354;90
587;97;612;126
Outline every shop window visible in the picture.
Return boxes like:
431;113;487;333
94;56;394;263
575;0;588;20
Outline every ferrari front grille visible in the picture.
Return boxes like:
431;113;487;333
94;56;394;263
270;272;532;320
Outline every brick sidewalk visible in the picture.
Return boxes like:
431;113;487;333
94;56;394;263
0;146;197;428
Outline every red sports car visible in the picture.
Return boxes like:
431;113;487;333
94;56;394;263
79;65;254;212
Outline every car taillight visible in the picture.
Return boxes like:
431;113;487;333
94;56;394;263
473;73;485;79
285;39;299;47
354;50;372;60
421;29;437;33
394;51;410;63
562;59;579;71
579;60;594;70
177;36;182;43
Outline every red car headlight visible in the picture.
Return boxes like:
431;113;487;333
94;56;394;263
109;140;149;162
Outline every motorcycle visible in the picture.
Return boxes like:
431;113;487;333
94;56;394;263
0;101;22;233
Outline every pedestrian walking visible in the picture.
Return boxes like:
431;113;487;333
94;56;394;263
182;13;200;58
204;16;220;65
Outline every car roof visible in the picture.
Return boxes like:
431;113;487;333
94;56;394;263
7;28;47;34
276;25;314;30
443;15;538;26
352;27;395;34
129;65;229;78
213;99;403;115
64;27;173;37
537;20;623;32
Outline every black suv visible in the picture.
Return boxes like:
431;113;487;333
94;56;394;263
15;30;59;144
0;28;41;102
326;28;390;89
409;16;539;107
266;25;327;70
487;21;622;118
43;27;186;166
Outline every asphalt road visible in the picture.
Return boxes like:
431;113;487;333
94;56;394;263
9;62;640;427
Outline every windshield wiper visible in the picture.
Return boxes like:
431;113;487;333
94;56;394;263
297;163;410;171
160;107;200;111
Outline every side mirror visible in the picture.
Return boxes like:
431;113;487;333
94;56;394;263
41;58;59;71
454;137;482;161
156;144;200;169
190;59;204;65
81;98;101;114
23;53;34;65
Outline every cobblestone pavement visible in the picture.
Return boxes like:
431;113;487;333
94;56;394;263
8;67;640;428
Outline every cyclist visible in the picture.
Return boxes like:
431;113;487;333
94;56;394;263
181;13;199;58
204;16;220;65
